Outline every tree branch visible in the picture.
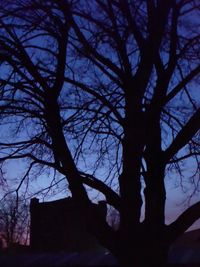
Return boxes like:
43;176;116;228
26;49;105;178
164;108;200;162
118;0;146;51
80;172;120;211
169;152;200;163
71;17;123;79
168;201;200;242
163;65;200;106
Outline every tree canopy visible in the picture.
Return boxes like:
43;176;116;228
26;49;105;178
0;1;200;266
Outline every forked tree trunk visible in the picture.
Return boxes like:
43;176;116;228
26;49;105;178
93;200;200;267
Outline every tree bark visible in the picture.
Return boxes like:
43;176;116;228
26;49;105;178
110;224;170;267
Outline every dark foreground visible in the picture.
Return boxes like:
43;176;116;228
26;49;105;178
0;251;200;267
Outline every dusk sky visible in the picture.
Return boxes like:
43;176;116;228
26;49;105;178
1;155;200;231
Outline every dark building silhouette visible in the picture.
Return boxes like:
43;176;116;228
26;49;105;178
30;197;107;252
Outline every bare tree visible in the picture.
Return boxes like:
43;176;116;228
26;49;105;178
0;194;29;248
0;0;200;266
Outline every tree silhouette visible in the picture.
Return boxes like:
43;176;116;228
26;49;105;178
0;0;200;266
0;194;29;248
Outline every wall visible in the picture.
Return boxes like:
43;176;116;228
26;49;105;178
30;197;107;252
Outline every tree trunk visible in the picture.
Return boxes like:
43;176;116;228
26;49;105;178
110;226;170;267
115;246;169;267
